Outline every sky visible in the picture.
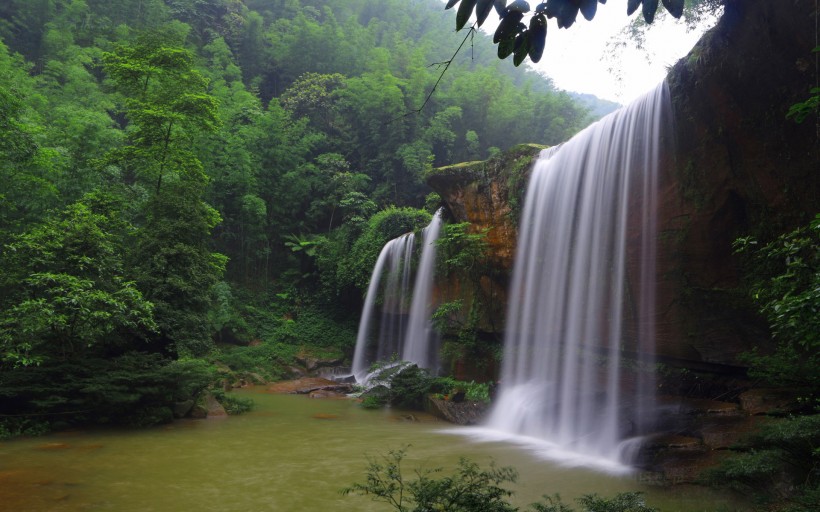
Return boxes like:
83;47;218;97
442;2;716;104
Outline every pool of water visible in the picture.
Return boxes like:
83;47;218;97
0;388;747;511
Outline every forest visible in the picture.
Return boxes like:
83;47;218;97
2;1;818;511
0;0;601;431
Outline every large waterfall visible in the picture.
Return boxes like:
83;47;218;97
351;210;443;382
480;83;672;470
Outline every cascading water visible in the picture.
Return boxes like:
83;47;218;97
481;83;672;469
350;234;414;381
401;210;443;368
350;210;443;382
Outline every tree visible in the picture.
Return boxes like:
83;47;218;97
443;0;689;66
0;192;156;367
102;25;220;195
102;28;225;357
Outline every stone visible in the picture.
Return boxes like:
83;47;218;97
172;400;194;418
739;388;800;415
425;396;489;425
204;392;227;419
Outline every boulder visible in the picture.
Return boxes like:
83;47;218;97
172;400;194;419
425;396;489;425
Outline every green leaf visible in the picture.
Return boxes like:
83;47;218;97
513;32;530;67
456;0;478;31
445;0;461;9
627;0;641;16
493;10;524;42
642;0;659;23
476;0;495;26
662;0;684;18
528;14;548;63
497;36;516;59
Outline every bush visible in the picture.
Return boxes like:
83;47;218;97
0;352;216;431
389;365;436;409
345;447;663;512
210;388;254;415
343;447;518;512
338;207;432;291
733;214;820;400
702;414;820;507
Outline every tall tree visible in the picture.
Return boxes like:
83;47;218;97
102;27;225;356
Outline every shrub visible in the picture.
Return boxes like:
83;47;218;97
733;214;820;400
345;447;663;512
702;414;820;507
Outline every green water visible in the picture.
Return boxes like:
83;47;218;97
0;389;745;511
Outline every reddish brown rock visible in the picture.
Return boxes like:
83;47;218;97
426;0;819;371
739;388;801;415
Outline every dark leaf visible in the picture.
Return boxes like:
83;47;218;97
662;0;684;18
546;0;580;29
456;0;478;31
627;0;641;16
579;0;598;21
497;36;516;59
513;31;529;66
494;0;508;16
508;0;531;13
642;0;659;23
445;0;461;9
493;10;524;42
476;0;495;26
528;13;547;63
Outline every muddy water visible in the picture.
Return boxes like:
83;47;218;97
0;389;746;511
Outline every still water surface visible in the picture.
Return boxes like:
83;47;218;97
0;388;745;511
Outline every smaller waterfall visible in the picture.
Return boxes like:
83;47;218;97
401;211;443;368
350;210;443;382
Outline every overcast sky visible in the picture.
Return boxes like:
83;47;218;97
442;2;715;104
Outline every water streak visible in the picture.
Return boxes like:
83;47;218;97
485;83;671;468
351;210;443;382
402;210;443;368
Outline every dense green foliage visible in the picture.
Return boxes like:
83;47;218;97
345;447;660;512
0;0;595;432
702;414;820;511
733;214;820;402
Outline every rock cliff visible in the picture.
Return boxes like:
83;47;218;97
426;0;819;371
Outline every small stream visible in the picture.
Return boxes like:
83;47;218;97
0;389;745;511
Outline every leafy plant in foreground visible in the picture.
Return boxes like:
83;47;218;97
344;447;662;512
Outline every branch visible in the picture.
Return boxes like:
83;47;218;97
385;23;477;124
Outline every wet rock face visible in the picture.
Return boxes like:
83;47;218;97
658;0;819;365
425;144;543;338
426;0;819;369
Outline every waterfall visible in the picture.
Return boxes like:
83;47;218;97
402;210;443;368
350;210;443;382
483;83;671;468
